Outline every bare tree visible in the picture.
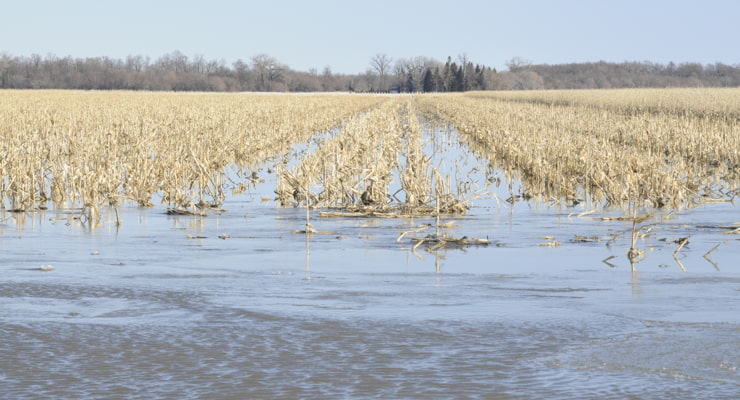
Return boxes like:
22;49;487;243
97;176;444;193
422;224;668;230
393;56;437;92
125;55;148;72
0;52;11;87
512;70;544;90
370;53;393;91
192;54;207;74
2;50;737;91
505;56;532;73
251;54;285;91
320;65;339;91
232;59;251;89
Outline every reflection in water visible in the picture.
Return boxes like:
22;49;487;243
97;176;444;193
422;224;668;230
702;240;727;271
434;249;441;274
169;213;207;233
631;269;641;298
1;125;738;399
409;246;445;275
602;255;617;268
674;253;688;272
304;231;312;281
628;257;639;272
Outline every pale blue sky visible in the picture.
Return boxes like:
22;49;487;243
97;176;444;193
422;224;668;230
2;0;738;73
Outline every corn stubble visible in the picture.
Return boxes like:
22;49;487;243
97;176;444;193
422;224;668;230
276;97;470;215
417;89;739;209
1;89;737;229
0;91;384;218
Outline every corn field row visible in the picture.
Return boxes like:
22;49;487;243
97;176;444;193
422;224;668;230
418;90;740;208
274;97;468;214
0;91;384;213
1;89;737;220
469;88;740;120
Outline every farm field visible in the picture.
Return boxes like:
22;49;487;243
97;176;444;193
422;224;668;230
1;89;738;213
1;89;738;265
1;89;739;399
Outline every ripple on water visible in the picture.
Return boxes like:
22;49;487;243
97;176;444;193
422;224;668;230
1;176;739;400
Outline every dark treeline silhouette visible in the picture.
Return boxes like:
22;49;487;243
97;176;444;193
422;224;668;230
1;51;739;92
403;56;491;93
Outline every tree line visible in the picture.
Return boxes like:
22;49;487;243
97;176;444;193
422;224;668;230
498;57;740;90
1;51;739;92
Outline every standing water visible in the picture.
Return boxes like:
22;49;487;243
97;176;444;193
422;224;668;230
1;127;738;399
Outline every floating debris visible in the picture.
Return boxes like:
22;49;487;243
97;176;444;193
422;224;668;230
217;235;281;240
599;213;655;223
570;235;601;243
291;223;333;235
403;232;490;250
167;208;208;216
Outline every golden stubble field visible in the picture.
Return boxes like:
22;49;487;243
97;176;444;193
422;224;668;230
1;89;738;226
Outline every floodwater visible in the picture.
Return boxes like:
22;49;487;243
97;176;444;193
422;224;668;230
1;130;739;399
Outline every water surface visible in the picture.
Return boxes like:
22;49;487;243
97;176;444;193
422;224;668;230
1;126;738;399
1;187;738;400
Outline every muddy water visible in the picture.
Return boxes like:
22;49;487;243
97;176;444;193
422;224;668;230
2;135;739;399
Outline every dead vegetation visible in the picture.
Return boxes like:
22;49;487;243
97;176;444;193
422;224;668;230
0;90;384;220
275;97;480;217
1;89;736;265
417;89;740;210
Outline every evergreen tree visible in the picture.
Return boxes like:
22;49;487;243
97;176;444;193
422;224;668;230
442;57;452;91
421;68;435;92
454;65;464;91
405;72;416;92
434;66;444;91
474;64;486;90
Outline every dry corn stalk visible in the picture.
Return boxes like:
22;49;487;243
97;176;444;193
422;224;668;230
0;90;384;213
417;89;740;210
2;89;737;222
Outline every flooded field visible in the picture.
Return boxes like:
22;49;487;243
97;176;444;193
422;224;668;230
2;160;739;399
1;90;739;399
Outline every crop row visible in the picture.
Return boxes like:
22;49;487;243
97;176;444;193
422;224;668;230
1;89;737;220
0;91;385;214
418;90;740;208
